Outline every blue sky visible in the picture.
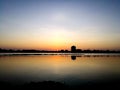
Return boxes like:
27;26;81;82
0;0;120;50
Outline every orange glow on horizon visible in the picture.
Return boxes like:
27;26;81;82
0;35;120;50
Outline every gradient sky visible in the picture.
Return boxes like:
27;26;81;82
0;0;120;50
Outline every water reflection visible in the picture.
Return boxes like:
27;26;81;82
70;54;120;60
71;56;76;60
0;54;120;86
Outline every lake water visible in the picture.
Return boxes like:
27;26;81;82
0;53;120;87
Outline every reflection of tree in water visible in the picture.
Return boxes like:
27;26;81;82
71;56;76;60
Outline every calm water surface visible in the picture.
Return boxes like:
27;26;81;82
0;53;120;86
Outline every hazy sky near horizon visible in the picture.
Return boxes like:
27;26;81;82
0;0;120;50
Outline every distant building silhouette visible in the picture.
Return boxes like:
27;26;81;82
76;49;82;52
71;45;76;52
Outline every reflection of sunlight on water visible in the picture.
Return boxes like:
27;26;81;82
0;54;120;84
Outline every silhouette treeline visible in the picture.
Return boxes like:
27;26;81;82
0;48;120;53
0;80;120;90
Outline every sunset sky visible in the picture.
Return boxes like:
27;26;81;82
0;0;120;50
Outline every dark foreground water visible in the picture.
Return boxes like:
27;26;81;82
0;53;120;89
